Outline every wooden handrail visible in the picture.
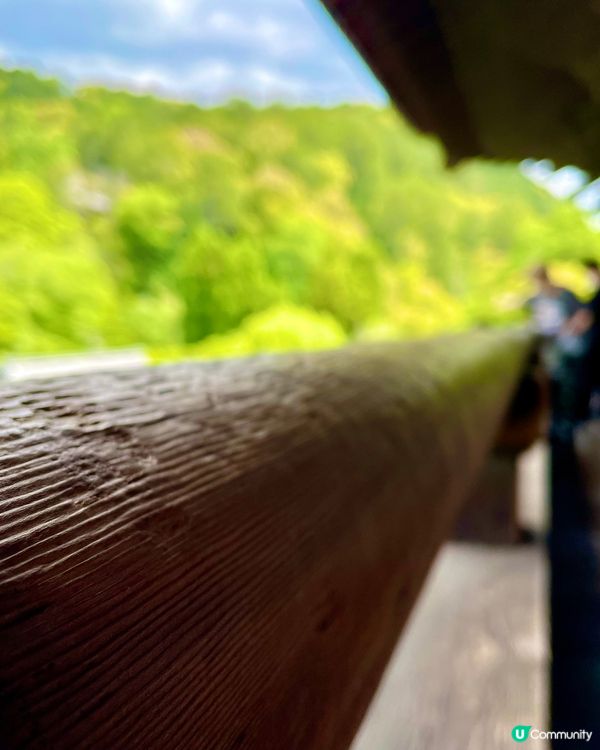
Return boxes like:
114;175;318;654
0;330;533;749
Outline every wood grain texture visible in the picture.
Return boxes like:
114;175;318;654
0;331;532;750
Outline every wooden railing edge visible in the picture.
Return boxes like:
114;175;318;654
0;329;536;749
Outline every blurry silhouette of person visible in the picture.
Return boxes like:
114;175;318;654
527;264;590;433
527;265;581;359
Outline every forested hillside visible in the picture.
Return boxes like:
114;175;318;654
1;67;598;360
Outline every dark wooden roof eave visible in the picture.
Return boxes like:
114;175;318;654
321;0;483;164
320;0;600;174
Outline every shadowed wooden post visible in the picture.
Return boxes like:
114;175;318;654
455;355;548;543
0;331;532;750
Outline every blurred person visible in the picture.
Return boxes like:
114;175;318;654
527;265;582;343
527;264;590;433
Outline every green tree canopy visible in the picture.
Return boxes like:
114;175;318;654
0;67;598;362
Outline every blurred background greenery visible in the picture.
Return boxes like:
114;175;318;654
1;67;599;365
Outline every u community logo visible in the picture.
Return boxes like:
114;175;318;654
512;725;593;742
512;726;531;742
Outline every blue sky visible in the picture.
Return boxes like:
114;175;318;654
0;0;386;105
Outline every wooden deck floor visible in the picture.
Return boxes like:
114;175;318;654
351;446;549;750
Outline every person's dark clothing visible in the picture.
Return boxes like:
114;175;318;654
528;287;590;429
527;287;582;373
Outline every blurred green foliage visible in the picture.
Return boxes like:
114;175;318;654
151;305;347;362
0;68;598;361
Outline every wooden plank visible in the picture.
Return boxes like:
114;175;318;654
0;331;532;749
350;542;549;750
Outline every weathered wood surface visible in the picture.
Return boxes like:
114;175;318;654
320;0;600;174
350;542;549;750
321;0;479;163
0;331;532;750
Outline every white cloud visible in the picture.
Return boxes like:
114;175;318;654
112;1;313;58
154;0;195;22
245;65;308;97
204;11;313;56
39;51;226;97
0;0;386;106
117;0;198;24
108;0;200;44
29;50;316;104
